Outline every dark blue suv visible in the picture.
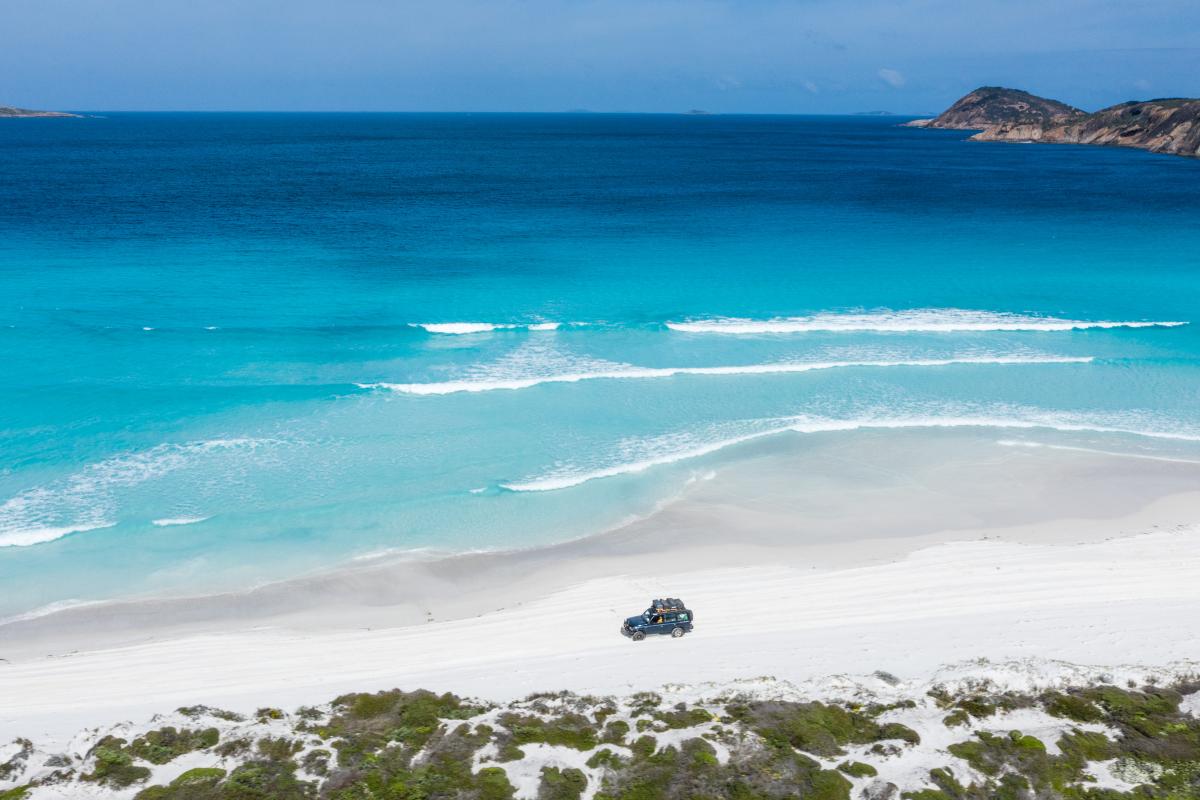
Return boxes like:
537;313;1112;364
621;598;694;641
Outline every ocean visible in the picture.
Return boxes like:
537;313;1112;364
2;112;1199;618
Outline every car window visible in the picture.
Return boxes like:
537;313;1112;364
678;613;689;621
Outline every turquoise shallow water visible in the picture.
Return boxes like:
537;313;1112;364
2;113;1199;616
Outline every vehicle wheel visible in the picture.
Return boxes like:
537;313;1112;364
632;631;645;642
671;627;684;638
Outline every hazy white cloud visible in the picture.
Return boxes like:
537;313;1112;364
715;75;743;90
877;67;906;87
803;80;819;93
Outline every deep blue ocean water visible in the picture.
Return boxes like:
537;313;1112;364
2;113;1199;616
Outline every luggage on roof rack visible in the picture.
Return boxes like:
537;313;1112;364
650;598;686;612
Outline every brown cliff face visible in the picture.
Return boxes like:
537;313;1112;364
910;88;1200;158
1043;99;1200;157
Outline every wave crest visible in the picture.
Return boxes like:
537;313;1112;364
411;322;561;334
361;355;1094;396
151;516;211;527
502;413;1200;492
0;438;278;548
666;309;1188;334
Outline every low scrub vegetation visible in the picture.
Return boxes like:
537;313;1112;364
2;680;1198;799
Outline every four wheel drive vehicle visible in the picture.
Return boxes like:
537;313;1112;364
621;598;694;641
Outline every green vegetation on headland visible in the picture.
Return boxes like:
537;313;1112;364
908;86;1200;158
2;680;1198;799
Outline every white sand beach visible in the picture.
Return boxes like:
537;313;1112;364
3;429;1200;747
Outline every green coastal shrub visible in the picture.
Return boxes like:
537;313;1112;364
1042;691;1106;723
628;692;663;716
476;767;517;800
587;748;626;770
221;759;313;799
601;719;630;744
172;767;226;786
730;700;919;757
652;705;713;729
177;706;244;723
942;709;970;728
538;766;587;800
82;737;152;788
838;760;878;778
301;748;331;776
256;736;301;762
319;688;489;771
319;712;509;800
129;726;220;764
593;703;618;725
497;712;598;751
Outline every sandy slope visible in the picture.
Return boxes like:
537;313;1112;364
3;526;1198;741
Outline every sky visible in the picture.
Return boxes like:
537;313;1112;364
4;0;1198;113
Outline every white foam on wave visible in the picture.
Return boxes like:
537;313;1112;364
666;309;1188;334
412;322;561;335
502;414;1200;492
0;438;279;548
0;522;116;549
0;598;110;627
151;516;212;527
360;355;1095;395
996;440;1200;465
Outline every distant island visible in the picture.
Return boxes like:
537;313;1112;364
1;105;80;118
907;86;1200;158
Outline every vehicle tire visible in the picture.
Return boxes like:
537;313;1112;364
671;627;684;638
631;631;645;642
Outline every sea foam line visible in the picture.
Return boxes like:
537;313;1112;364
0;522;116;549
411;322;561;334
151;516;212;527
502;415;1200;492
666;309;1188;334
360;355;1094;395
0;437;282;549
996;440;1200;465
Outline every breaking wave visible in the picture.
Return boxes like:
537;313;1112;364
502;413;1200;492
0;439;278;548
411;322;561;334
151;516;212;527
665;309;1188;334
361;355;1095;396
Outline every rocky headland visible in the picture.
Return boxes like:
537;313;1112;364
0;106;80;118
907;87;1200;158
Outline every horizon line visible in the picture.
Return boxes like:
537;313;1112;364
11;108;932;117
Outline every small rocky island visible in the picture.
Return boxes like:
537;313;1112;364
908;86;1200;158
0;105;80;118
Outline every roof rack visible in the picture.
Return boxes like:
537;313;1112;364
651;598;686;612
